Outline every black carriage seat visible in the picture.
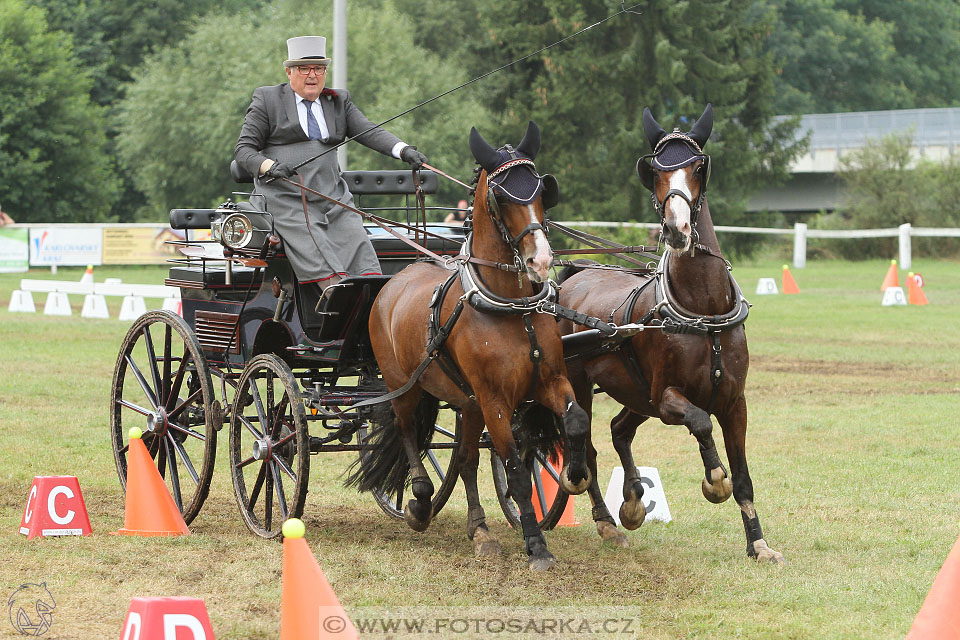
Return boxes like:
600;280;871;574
169;209;221;230
299;274;391;344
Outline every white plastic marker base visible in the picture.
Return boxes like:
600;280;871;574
162;297;182;316
8;290;36;313
755;278;778;295
881;286;907;306
118;295;147;321
603;466;672;525
43;292;72;316
81;294;110;319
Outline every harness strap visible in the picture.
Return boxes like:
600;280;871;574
707;331;723;413
522;314;542;401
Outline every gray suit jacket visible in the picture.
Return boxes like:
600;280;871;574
235;83;402;176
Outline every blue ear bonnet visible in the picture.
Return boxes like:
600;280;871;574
487;152;544;205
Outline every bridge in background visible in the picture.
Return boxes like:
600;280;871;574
747;107;960;214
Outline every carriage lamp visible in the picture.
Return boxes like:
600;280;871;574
214;211;271;251
272;276;288;323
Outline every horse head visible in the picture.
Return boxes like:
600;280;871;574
469;121;558;283
637;104;713;253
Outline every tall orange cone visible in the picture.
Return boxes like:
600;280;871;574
281;519;358;640
781;264;800;295
906;533;960;638
80;264;94;284
112;428;189;537
532;451;579;526
907;272;929;306
881;259;899;291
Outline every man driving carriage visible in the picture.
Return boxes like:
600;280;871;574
234;36;429;293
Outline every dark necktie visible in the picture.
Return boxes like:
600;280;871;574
304;100;323;141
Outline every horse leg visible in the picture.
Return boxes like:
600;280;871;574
716;398;784;564
534;388;591;495
610;408;649;531
501;444;557;571
392;392;435;532
459;408;501;557
660;387;733;504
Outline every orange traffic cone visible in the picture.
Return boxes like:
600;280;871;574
906;533;960;638
907;272;929;306
532;451;579;527
80;264;94;284
112;428;189;537
781;265;800;295
281;519;358;640
881;259;899;291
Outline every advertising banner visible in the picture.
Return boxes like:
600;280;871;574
0;227;29;272
29;228;102;266
102;227;184;265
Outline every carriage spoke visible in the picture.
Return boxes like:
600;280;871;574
156;433;168;478
264;468;274;531
426;449;445;480
266;371;275;421
142;326;163;405
272;453;296;481
239;415;263;440
165;437;184;511
432;425;455;440
125;354;158;409
269;398;290;440
165;352;191;411
235;454;257;469
166;421;207;442
249;378;268;428
161;325;172;408
169;433;201;486
117;398;153;417
270;462;289;520
532;458;548;515
247;463;267;512
535;451;561;484
167;386;203;421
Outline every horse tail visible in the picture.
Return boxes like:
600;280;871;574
514;402;565;468
345;392;440;495
555;258;597;283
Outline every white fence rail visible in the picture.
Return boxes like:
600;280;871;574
556;221;960;270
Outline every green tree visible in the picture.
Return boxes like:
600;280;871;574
439;0;804;255
0;0;119;222
116;0;496;219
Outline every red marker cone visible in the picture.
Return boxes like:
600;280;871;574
781;265;800;295
907;533;960;638
881;259;899;291
112;428;189;537
281;519;358;640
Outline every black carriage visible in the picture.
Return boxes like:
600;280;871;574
109;169;570;538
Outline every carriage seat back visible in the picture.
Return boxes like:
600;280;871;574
169;209;221;230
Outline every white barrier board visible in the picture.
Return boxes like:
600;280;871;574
881;286;907;306
603;466;672;525
755;278;778;295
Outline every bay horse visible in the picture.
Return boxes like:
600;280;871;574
350;122;591;570
558;105;784;563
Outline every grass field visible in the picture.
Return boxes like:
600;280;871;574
1;259;959;639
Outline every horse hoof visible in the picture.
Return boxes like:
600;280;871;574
559;465;591;495
596;521;629;548
619;499;646;531
472;528;502;557
528;554;557;572
751;539;786;565
403;501;433;532
701;468;733;504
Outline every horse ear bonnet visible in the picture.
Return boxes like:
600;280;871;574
471;121;550;206
638;104;713;185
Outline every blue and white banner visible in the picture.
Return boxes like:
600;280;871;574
29;228;102;266
0;228;29;272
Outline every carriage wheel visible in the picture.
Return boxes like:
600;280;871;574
491;447;570;530
360;407;463;520
110;310;217;525
229;354;309;539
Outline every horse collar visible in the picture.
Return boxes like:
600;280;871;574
652;253;750;334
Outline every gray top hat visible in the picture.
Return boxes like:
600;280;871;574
284;36;331;67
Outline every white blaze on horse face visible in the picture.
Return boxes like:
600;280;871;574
663;170;693;252
523;204;553;282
